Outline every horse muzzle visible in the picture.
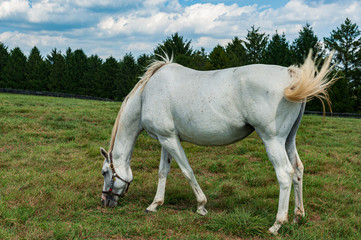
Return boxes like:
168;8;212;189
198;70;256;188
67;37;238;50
101;194;118;208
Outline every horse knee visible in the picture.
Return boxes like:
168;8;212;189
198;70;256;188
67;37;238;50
181;169;194;181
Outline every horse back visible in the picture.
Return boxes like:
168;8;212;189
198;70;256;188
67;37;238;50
140;64;301;145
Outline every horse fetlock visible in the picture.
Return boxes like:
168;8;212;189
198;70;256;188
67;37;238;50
293;207;305;223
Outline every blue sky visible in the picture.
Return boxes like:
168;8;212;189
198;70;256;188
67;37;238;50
0;0;360;59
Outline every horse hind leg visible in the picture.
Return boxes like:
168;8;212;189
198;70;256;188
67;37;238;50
286;138;305;223
262;137;294;235
146;147;172;213
286;103;306;224
158;135;208;216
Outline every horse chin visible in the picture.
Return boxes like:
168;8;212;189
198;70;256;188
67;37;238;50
108;200;118;207
101;194;118;208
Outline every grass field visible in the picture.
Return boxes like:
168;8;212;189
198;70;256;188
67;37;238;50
0;93;360;239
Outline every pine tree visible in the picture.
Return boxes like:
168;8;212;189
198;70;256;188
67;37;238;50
46;49;66;92
26;46;48;90
226;37;247;67
2;47;27;89
99;56;121;99
190;47;209;70
206;45;229;70
263;32;292;66
244;26;268;64
0;42;9;87
82;54;103;97
291;24;321;65
324;18;361;112
137;54;152;72
117;53;139;100
62;48;88;94
154;33;193;66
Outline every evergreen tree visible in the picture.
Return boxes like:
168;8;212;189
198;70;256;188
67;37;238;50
226;37;247;67
82;54;103;97
25;46;48;90
244;26;268;64
63;48;88;94
292;24;321;65
206;45;229;70
324;18;361;112
63;48;75;93
99;56;120;99
355;49;361;112
0;42;9;87
190;47;209;70
154;33;193;66
117;53;139;100
137;54;152;72
46;49;66;92
2;47;27;89
263;32;292;66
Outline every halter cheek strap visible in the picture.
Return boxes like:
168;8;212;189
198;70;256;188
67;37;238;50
102;152;133;197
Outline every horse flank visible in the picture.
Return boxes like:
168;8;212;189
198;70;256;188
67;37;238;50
284;51;336;114
108;56;173;153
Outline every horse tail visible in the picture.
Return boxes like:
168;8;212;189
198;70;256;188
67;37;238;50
284;51;336;114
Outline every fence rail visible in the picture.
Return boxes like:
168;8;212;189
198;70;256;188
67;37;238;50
0;88;116;102
304;111;361;119
2;88;360;119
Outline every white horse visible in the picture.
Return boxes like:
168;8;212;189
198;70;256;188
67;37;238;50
99;51;334;234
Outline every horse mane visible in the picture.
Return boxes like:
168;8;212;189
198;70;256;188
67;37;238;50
108;54;173;153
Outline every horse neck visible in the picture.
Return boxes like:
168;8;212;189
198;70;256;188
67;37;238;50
110;90;142;167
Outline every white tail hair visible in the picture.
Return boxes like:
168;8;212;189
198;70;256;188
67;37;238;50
284;51;336;114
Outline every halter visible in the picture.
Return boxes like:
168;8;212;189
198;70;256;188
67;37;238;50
102;152;133;198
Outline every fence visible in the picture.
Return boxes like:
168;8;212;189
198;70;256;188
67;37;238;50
0;88;116;102
304;111;361;119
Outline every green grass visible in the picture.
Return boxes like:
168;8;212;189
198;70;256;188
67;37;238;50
0;93;360;239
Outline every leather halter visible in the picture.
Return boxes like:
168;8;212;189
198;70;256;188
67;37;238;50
102;152;132;198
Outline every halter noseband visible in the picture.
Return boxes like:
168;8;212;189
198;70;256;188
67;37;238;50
102;152;133;198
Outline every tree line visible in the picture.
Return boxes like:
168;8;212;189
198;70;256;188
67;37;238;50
0;18;360;113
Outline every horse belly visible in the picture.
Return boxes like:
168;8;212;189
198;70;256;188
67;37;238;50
174;119;254;146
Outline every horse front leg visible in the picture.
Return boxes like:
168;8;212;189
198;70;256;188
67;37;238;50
263;137;294;235
146;147;172;213
158;135;208;216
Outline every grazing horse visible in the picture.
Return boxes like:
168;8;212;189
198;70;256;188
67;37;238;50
99;52;334;234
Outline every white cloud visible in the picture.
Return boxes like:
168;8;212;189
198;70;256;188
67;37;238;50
0;0;28;19
0;31;67;49
1;0;361;59
97;3;257;37
72;0;143;8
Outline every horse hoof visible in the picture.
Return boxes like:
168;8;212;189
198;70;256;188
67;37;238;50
145;208;157;214
196;207;208;216
268;224;281;235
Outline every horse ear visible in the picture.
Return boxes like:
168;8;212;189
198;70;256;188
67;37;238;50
100;147;108;160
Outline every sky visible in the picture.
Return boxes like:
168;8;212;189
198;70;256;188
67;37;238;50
0;0;360;59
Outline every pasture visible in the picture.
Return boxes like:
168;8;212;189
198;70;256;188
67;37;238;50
0;93;360;239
